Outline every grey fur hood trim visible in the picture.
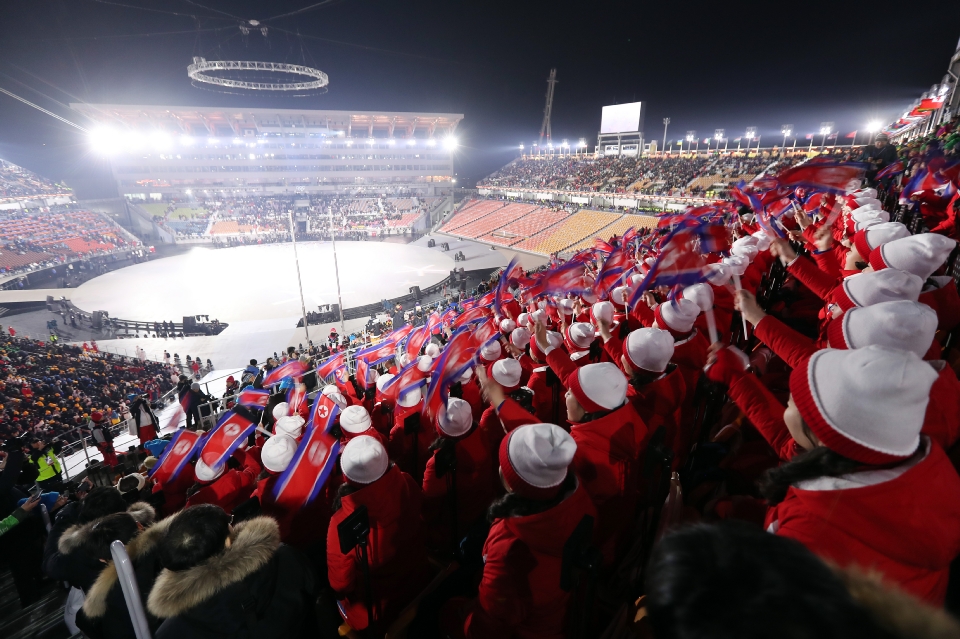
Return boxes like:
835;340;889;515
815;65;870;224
146;517;280;619
81;510;178;619
58;502;157;555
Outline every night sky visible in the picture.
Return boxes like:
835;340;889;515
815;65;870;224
1;0;959;196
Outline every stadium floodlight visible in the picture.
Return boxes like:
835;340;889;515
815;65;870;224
180;135;194;146
185;189;192;195
444;136;458;150
685;131;696;142
150;131;172;151
89;126;123;156
233;137;243;145
387;138;396;145
819;121;834;147
346;139;353;146
427;138;437;147
781;124;793;137
866;120;882;133
744;127;756;140
248;153;255;160
407;139;417;146
367;138;376;145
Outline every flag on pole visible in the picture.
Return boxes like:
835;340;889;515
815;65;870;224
272;409;341;508
199;409;256;469
316;352;346;382
353;339;396;364
404;323;432;360
237;387;270;409
845;131;857;139
380;360;429;403
149;429;201;484
286;384;307;415
262;359;307;387
355;357;373;390
629;225;708;308
306;391;339;432
423;329;477;420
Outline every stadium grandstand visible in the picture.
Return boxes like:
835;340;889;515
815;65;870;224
0;159;73;207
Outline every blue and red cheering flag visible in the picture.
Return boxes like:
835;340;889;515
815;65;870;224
380;360;428;403
404;323;432;360
696;221;730;254
629;225;708;309
306;391;340;432
876;160;905;181
355;357;373;390
353;338;396;366
494;257;524;317
423;328;477;420
237;387;270;409
199;409;256;469
272;412;341;509
262;359;307;387
453;305;489;328
149;429;201;484
316;352;346;382
286;384;307;415
776;161;867;192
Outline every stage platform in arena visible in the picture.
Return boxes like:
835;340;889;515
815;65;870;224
68;240;457;323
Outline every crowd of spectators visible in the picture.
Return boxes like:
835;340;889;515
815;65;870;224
0;331;175;448
149;194;434;240
0;159;69;200
478;149;861;196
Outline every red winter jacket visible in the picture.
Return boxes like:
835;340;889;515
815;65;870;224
422;429;500;549
327;465;430;630
767;439;960;605
151;467;195;519
252;473;331;548
387;400;435;483
569;402;648;565
464;482;597;639
184;450;260;513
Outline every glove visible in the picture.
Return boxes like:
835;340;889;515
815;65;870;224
704;346;750;387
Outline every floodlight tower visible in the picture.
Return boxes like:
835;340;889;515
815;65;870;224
539;69;558;147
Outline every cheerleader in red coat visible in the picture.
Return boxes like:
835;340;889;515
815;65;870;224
421;397;499;552
705;344;960;605
463;423;596;639
561;363;648;566
327;436;430;632
184;449;260;514
387;386;434;483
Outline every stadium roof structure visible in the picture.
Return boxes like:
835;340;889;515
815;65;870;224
71;104;463;140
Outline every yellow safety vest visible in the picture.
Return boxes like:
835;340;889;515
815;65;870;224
35;447;62;481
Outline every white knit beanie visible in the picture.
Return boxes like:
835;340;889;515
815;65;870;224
397;384;422;408
623;328;675;373
510;326;531;348
705;263;731;285
751;231;773;252
869;234;957;279
565;322;596;351
194;459;224;483
417;355;434;373
581;289;599;304
852;221;910;259
375;373;395;393
854;188;878;199
500;423;576;499
424;343;441;358
529;309;547;325
591;301;615;326
854;217;883;232
834;269;923;311
321;384;348;409
852;206;889;223
566;362;627;413
491;358;522;391
517;312;530;327
558;299;575;316
500;318;517;333
827;300;937;358
654;298;701;335
341;435;389;485
611;286;631;305
790;346;937;464
275;414;305;438
479;340;502;362
732;236;759;250
261;434;297;473
272;402;290;420
731;244;759;262
437;397;473;438
339;405;373;436
721;255;748;276
681;283;714;313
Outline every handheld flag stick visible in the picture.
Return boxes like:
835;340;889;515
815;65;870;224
704;307;719;345
732;271;748;338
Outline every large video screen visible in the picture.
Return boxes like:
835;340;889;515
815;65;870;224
600;102;643;134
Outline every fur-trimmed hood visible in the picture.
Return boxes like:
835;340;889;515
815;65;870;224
835;565;960;639
57;502;157;555
81;509;178;619
146;516;280;619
